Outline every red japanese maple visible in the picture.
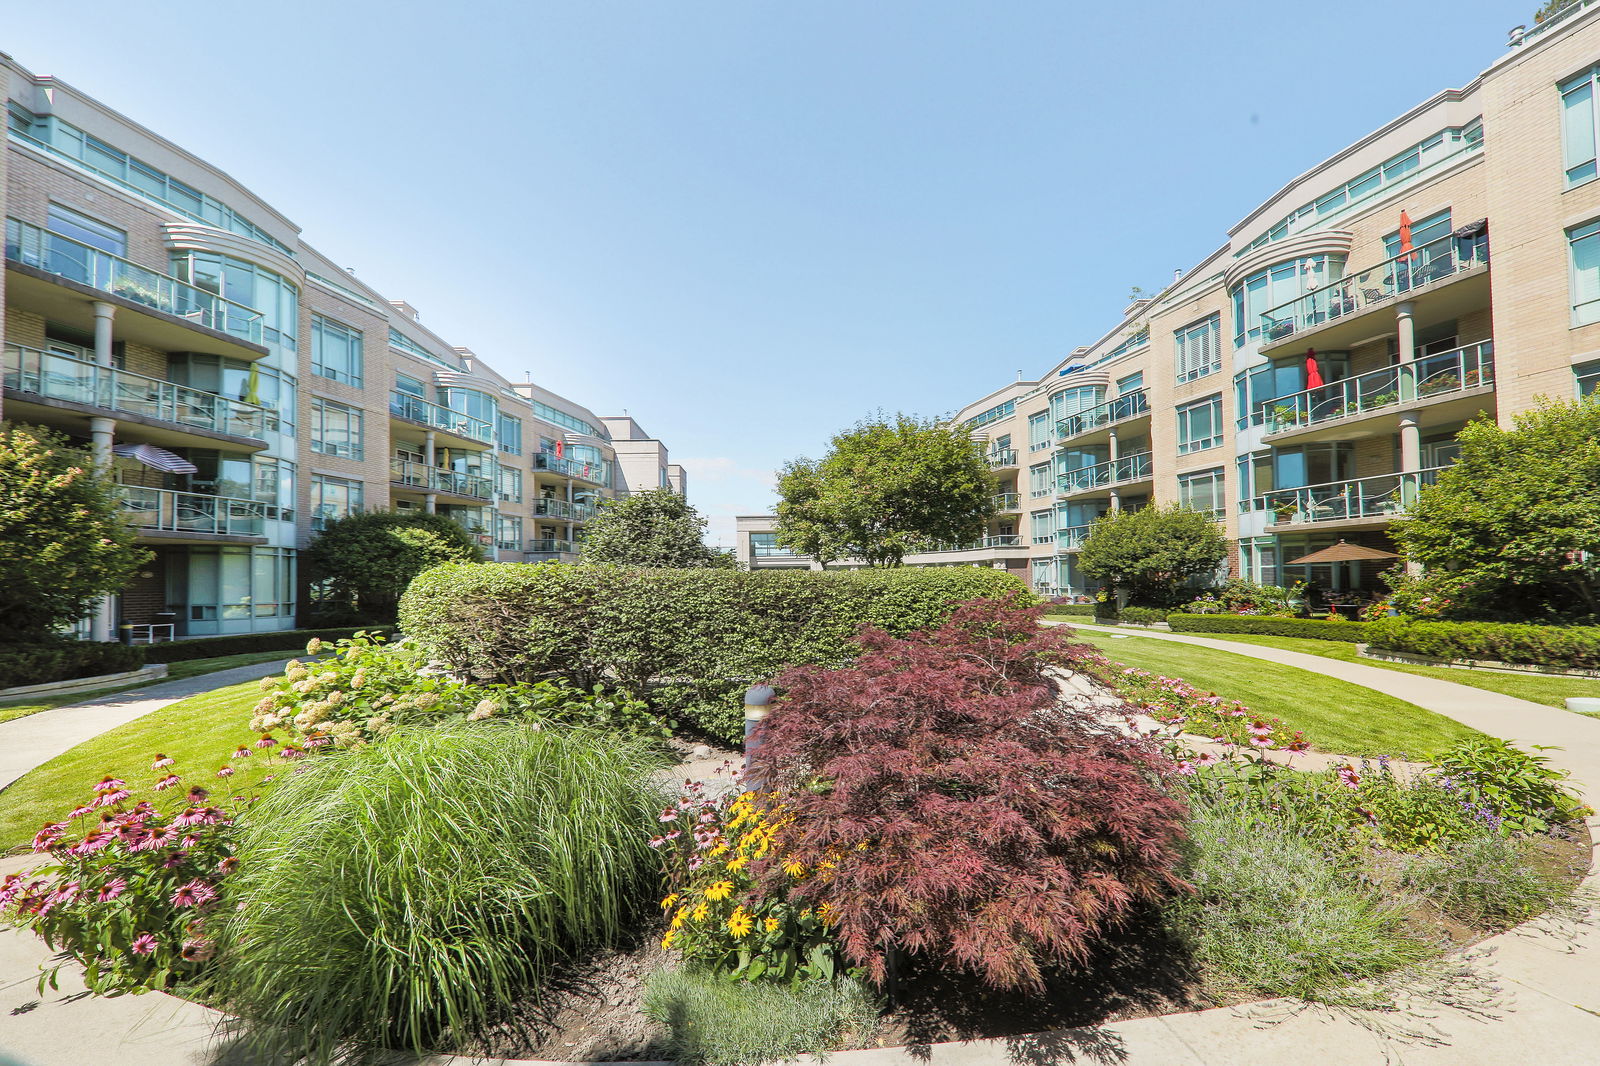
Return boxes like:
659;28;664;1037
751;595;1188;991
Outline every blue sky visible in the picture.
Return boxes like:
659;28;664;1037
6;0;1525;544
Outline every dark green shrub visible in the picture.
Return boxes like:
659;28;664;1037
0;641;145;690
1117;606;1169;625
142;626;395;664
1364;617;1600;669
1433;736;1590;833
1168;613;1369;642
1041;602;1096;618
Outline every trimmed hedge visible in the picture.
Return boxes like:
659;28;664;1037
0;642;146;691
1364;617;1600;669
398;564;1032;739
1117;607;1170;625
1043;604;1097;619
143;626;396;664
1167;614;1370;643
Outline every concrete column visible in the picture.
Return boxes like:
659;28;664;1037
88;413;117;642
1106;427;1120;463
92;301;115;367
424;431;436;467
423;431;437;513
88;415;115;472
1396;300;1418;403
1398;413;1421;474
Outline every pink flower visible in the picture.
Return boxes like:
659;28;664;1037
68;804;96;820
95;789;131;807
171;884;200;908
1174;760;1196;775
152;755;174;769
218;856;239;875
1196;751;1220;767
254;735;277;749
1336;765;1362;788
1248;720;1273;738
92;776;126;794
31;822;67;853
154;774;182;791
163;852;190;869
215;766;235;779
1249;735;1274;748
659;809;679;823
279;746;305;760
180;938;216;963
186;787;210;804
97;878;128;902
130;933;158;955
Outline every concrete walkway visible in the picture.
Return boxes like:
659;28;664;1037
1;639;1598;1065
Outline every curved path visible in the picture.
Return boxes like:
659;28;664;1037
0;639;1597;1065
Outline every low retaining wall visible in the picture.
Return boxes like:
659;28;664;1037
1358;644;1600;679
0;663;168;701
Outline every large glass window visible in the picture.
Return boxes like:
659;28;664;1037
1028;411;1052;451
1570;219;1600;326
1029;461;1054;497
171;252;299;350
46;203;126;257
310;397;364;459
1117;371;1145;394
1174;314;1221;382
496;514;523;551
311;315;363;385
963;400;1015;429
441;387;497;425
1030;510;1055;545
496;464;523;504
166;353;297;435
1577;359;1600;396
1564;67;1600;188
1176;395;1223;454
1271;443;1353;489
497;413;523;455
310;474;364;530
1231;255;1344;347
1178;468;1226;517
1050;386;1102;424
177;547;296;632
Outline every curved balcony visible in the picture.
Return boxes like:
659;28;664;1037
1055;390;1150;442
1246;467;1445;530
1057;452;1154;496
1261;342;1495;443
985;448;1018;469
4;344;270;448
389;459;493;502
535;452;611;485
116;486;281;544
388;391;494;449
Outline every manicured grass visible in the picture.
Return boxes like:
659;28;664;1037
1068;630;1482;759
0;651;295;726
1187;632;1600;711
0;678;277;851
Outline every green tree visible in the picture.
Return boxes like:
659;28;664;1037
1391;399;1600;622
304;511;483;621
1078;504;1228;607
579;487;734;568
776;413;995;567
0;424;150;641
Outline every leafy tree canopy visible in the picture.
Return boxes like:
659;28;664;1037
304;511;483;621
1391;399;1600;622
775;413;996;567
1078;504;1228;607
579;487;734;568
0;423;149;641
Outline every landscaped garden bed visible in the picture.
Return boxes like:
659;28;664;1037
1;568;1591;1065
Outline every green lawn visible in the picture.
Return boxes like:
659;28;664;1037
0;651;296;726
0;679;280;851
1183;632;1600;711
1067;630;1483;760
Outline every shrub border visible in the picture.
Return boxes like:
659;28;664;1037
1167;614;1368;643
0;663;168;700
1359;645;1600;679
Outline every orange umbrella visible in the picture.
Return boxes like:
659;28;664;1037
1398;210;1414;255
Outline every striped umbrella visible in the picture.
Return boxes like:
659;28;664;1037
112;443;198;474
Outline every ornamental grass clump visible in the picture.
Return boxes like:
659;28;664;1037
751;595;1189;991
207;722;668;1065
643;967;881;1066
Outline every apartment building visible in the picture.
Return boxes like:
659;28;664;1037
0;52;684;641
743;6;1600;597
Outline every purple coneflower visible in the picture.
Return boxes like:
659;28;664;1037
231;746;251;760
254;735;277;749
130;933;158;955
186;786;209;804
152;755;174;770
97;878;128;902
215;766;235;779
92;776;126;794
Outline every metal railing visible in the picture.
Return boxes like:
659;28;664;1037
1247;467;1446;525
527;538;577;554
1258;231;1490;344
6;218;265;344
388;391;494;443
116;486;283;537
1262;342;1495;433
1514;0;1597;46
4;344;271;438
912;535;1027;553
1057;451;1154;494
985;448;1018;468
1057;524;1092;549
992;492;1021;511
124;623;176;645
535;452;610;483
1055;389;1150;439
534;497;598;520
388;459;494;499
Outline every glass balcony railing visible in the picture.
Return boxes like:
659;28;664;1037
388;391;494;444
1246;467;1446;525
1258;231;1489;345
992;492;1021;512
534;498;598;520
116;486;285;537
527;538;577;554
6;218;265;344
5;344;271;439
911;535;1027;553
1262;342;1495;433
1055;390;1150;439
389;459;493;500
535;452;611;483
1057;452;1154;494
1057;524;1092;549
986;448;1018;468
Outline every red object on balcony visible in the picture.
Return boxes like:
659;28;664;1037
1305;349;1324;390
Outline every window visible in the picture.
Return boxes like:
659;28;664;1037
496;514;523;551
1030;510;1054;545
394;373;425;397
1050;386;1101;424
388;328;462;371
1029;461;1053;497
309;397;364;459
1174;314;1221;382
1564;67;1600;188
1117;371;1145;394
441;386;497;425
497;413;523;455
310;474;364;530
531;400;601;438
46;203;126;257
1176;395;1223;454
1028;411;1052;451
963;400;1015;429
1231;255;1344;347
750;531;798;557
172;252;299;349
1178;467;1226;518
496;464;523;504
1570;219;1600;326
311;314;363;384
1577;359;1600;396
1382;209;1452;258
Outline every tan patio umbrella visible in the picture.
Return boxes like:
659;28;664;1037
1284;540;1401;565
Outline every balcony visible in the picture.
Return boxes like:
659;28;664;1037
117;486;278;543
1262;342;1495;441
389;459;494;501
1248;467;1445;529
901;536;1031;565
5;218;268;358
986;448;1018;469
1055;390;1150;441
1057;524;1091;550
388;391;494;448
1057;452;1154;496
1258;230;1490;353
992;492;1021;512
534;498;598;521
535;452;610;484
4;345;270;447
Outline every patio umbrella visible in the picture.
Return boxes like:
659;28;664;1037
1285;540;1401;565
1398;210;1414;256
1305;348;1323;389
111;443;198;474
